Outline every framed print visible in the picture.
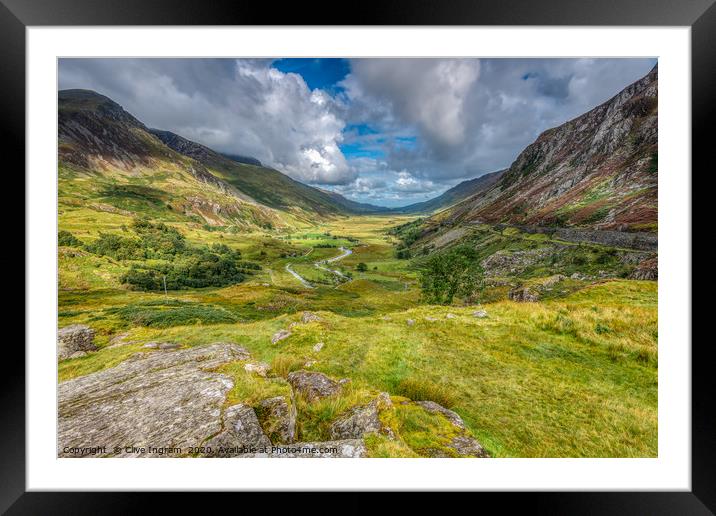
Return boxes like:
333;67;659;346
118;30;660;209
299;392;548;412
5;0;712;512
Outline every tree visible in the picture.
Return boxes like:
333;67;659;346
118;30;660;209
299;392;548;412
356;262;368;272
419;245;484;305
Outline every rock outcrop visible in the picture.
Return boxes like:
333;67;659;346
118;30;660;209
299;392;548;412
271;329;291;344
58;324;97;360
330;393;393;440
256;396;296;444
508;286;540;302
287;371;342;402
300;311;321;323
630;256;658;280
205;403;273;457
58;342;249;457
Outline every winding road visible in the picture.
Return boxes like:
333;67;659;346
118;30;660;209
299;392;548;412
286;246;352;288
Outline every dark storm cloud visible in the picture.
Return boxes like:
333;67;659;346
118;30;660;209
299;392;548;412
59;57;656;206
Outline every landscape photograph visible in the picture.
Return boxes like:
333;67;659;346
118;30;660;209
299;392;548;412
57;57;658;458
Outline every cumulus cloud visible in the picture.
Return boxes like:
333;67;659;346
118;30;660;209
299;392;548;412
342;59;480;155
342;57;656;184
59;58;356;185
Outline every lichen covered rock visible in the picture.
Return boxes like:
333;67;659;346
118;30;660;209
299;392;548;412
58;342;250;457
58;324;97;360
205;404;272;457
256;396;296;444
287;370;342;402
330;392;393;440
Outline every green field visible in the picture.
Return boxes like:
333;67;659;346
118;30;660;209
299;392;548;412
58;207;657;457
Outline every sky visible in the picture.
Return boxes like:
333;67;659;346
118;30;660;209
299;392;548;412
59;57;656;207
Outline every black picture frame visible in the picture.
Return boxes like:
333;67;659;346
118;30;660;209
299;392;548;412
5;0;710;512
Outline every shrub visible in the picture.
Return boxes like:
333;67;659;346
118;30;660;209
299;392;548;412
395;247;411;260
85;233;144;260
356;262;368;272
107;302;238;327
58;230;81;247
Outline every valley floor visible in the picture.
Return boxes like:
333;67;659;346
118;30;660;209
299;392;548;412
58;215;658;458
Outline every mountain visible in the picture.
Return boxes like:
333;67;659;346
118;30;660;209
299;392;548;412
59;89;292;229
317;189;389;214
393;169;505;214
58;89;387;225
149;127;388;216
438;65;658;232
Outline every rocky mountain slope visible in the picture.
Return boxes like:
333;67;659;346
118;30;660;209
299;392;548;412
439;65;658;232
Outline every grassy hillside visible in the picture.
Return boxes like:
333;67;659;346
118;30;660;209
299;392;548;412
58;213;657;458
150;128;386;217
57;89;657;459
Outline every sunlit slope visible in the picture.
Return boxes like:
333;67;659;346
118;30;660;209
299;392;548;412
58;279;657;458
59;89;291;231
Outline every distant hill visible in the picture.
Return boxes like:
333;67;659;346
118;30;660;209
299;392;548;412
392;170;505;214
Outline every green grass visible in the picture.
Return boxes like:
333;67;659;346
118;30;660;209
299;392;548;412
58;209;657;458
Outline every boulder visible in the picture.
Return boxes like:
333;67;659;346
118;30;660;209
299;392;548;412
287;370;342;402
424;316;438;322
406;319;415;326
508;286;540;302
256;396;296;444
158;342;180;350
630;256;658;280
330;392;393;440
446;313;457;319
58;324;97;360
205;404;273;457
271;329;291;344
244;362;270;377
472;310;488;318
58;342;251;457
449;435;489;457
312;342;324;352
300;311;321;324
